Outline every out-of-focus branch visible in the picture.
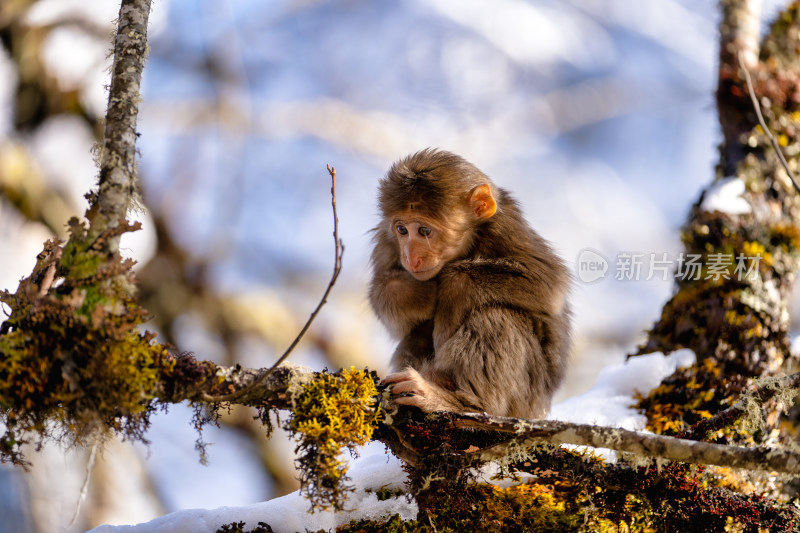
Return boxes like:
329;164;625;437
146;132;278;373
720;0;762;72
717;0;763;175
0;145;77;236
683;371;800;440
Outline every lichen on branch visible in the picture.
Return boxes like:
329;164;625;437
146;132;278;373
285;367;383;511
0;220;172;465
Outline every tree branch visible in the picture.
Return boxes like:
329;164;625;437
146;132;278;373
157;356;309;409
94;0;151;245
446;412;800;475
154;355;800;476
264;165;344;375
717;0;763;175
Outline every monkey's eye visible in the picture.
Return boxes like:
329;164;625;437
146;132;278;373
418;227;432;237
396;224;408;235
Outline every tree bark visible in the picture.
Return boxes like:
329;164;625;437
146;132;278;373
718;0;763;175
93;0;151;247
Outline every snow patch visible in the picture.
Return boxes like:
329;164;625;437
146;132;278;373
550;349;695;430
87;442;415;533
700;177;751;215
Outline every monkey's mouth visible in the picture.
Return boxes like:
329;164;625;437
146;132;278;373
407;265;441;281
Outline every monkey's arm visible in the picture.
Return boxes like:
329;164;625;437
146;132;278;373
368;267;437;339
390;319;435;370
435;257;569;332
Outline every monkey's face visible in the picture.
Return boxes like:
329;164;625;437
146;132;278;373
391;213;465;281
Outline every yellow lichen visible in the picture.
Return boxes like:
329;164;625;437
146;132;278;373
635;359;734;437
287;367;382;511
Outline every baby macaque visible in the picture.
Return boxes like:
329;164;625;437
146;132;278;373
369;149;571;419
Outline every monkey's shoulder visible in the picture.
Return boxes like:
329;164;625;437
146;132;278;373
441;248;567;285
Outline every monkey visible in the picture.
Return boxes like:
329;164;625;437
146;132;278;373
368;148;571;419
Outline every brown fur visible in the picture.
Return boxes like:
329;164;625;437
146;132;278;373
369;148;571;419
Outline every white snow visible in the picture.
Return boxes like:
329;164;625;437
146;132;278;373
88;441;416;533
700;177;751;215
88;349;695;533
550;349;695;429
792;334;800;357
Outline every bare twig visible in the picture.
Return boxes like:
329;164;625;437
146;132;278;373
738;52;800;195
264;165;344;374
203;166;344;402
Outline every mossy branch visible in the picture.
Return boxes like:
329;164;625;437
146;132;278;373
683;370;800;440
148;356;800;477
157;357;306;409
441;411;800;475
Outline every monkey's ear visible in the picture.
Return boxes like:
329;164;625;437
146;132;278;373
468;184;497;219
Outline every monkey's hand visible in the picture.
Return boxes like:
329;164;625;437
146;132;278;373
382;367;463;413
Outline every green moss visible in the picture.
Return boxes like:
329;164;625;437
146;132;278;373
0;219;173;465
287;367;383;511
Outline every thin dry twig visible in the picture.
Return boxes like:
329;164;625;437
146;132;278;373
738;52;800;195
68;438;99;528
204;166;344;402
265;165;344;374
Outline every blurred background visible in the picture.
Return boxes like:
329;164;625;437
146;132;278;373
0;0;793;531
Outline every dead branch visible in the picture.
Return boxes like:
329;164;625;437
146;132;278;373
264;164;344;375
